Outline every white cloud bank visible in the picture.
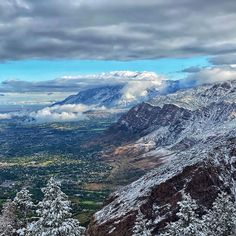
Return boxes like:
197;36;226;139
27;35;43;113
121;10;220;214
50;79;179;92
27;104;122;123
184;66;236;86
0;113;12;120
121;72;165;102
29;104;91;123
0;104;96;123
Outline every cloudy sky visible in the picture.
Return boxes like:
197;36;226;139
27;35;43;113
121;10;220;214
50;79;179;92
0;0;236;105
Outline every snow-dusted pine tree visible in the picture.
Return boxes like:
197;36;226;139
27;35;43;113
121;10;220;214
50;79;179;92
160;194;202;236
14;188;34;225
0;200;18;236
201;191;236;236
26;177;85;236
132;209;152;236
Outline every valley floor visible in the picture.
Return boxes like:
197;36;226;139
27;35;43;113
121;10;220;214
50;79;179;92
0;119;115;226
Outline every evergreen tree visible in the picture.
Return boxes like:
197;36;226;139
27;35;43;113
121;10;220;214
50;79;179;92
13;188;34;236
14;188;34;225
27;177;85;236
0;200;18;236
201;192;236;236
160;194;202;236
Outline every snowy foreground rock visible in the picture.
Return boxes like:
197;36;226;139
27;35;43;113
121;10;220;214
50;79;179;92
86;80;236;236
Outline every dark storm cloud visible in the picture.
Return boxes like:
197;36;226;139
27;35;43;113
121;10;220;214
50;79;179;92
0;0;236;61
209;54;236;65
181;66;202;73
0;78;87;92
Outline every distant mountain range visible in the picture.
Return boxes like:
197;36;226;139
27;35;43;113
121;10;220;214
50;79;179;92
87;80;236;235
53;71;186;109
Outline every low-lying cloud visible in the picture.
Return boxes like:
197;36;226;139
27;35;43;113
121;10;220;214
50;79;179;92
122;79;163;102
0;113;12;120
29;104;91;123
184;66;236;86
27;104;123;123
109;71;164;102
0;103;117;123
2;68;236;99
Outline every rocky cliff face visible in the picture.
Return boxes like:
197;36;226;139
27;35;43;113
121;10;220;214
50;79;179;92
87;135;236;236
105;80;236;145
87;80;236;236
106;101;236;149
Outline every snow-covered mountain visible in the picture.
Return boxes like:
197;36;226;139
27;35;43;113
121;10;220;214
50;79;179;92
86;79;236;236
53;71;181;109
149;80;236;110
55;72;236;111
88;134;236;235
105;80;236;143
54;84;128;108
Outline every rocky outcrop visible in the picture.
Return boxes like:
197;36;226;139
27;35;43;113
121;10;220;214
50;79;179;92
87;136;236;235
105;102;192;143
87;80;236;236
105;100;236;148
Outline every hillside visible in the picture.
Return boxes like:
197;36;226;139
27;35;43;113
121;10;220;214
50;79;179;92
86;80;236;235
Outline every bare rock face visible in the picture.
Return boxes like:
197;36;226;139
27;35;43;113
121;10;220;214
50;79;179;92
103;102;192;146
87;136;236;235
108;101;236;144
111;102;161;135
109;102;191;136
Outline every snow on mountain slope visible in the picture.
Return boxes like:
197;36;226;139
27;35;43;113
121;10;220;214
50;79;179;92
53;71;180;109
149;80;236;110
105;100;236;151
54;84;124;108
138;101;236;149
86;79;236;236
106;80;236;145
87;133;236;235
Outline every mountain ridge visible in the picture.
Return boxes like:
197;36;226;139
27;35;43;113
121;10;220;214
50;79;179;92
52;71;193;109
86;79;236;236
